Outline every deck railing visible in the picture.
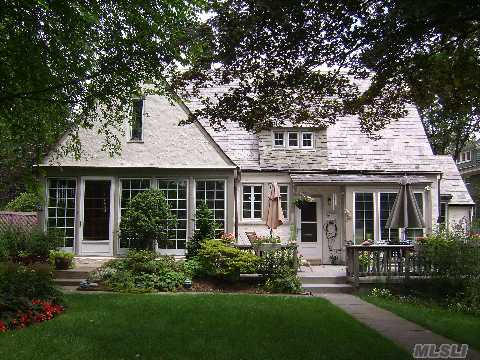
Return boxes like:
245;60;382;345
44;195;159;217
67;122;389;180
346;245;416;285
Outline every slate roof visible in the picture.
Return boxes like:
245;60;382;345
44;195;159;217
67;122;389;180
437;155;475;205
290;173;432;184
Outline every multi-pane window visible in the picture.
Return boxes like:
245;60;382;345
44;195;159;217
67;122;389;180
354;193;374;243
279;185;289;219
47;179;76;249
130;99;143;141
158;180;188;250
273;132;285;147
196;180;225;234
406;193;424;242
439;202;447;224
288;132;299;147
119;179;151;248
379;193;399;243
458;151;472;164
302;132;313;148
242;185;263;220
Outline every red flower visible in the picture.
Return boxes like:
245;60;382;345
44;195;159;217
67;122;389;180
0;321;7;332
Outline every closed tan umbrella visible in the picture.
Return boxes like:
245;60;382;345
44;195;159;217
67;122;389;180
265;182;285;232
386;181;425;229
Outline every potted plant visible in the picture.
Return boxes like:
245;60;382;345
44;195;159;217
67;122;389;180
50;250;74;270
293;194;314;209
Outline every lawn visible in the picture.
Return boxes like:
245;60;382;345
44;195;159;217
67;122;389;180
362;295;480;351
0;293;410;360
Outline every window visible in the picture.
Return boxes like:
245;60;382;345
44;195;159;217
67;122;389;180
288;132;299;147
279;185;289;219
273;132;285;147
354;193;374;243
406;193;424;242
47;179;76;249
158;180;188;250
458;150;472;164
119;178;151;248
439;202;448;224
195;180;225;234
379;193;399;243
242;185;263;220
129;98;143;141
302;132;313;148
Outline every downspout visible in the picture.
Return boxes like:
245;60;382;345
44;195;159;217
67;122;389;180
234;166;241;238
437;173;442;224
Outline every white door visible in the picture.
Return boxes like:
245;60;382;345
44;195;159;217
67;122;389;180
297;198;323;261
79;178;114;256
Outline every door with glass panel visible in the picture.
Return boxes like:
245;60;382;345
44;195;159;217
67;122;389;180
297;198;323;260
80;178;113;255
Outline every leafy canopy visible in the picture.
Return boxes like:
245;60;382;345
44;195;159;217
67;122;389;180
175;0;480;155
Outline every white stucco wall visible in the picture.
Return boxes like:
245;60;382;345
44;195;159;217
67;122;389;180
447;205;473;231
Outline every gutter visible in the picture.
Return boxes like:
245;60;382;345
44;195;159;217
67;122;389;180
437;173;442;223
233;166;241;238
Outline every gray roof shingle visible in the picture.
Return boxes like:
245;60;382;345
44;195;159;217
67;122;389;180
437;155;475;205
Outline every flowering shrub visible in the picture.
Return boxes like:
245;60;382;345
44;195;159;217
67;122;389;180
220;232;236;244
0;299;63;332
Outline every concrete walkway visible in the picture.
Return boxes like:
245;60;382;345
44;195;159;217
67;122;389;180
321;293;480;360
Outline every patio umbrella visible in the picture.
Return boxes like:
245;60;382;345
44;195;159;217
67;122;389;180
265;182;285;232
386;180;425;230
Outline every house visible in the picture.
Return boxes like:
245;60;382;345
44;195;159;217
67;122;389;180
38;91;474;264
456;141;480;220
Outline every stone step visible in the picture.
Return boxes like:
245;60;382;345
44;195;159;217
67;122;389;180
299;275;347;284
54;269;91;279
302;283;354;294
54;278;85;287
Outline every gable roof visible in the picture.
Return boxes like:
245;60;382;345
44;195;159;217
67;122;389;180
437;155;475;205
40;96;235;169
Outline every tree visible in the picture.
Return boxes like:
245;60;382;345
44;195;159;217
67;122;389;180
175;0;480;153
0;0;205;198
120;189;176;250
186;202;217;258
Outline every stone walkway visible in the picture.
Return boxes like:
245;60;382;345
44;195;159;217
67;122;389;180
321;293;480;360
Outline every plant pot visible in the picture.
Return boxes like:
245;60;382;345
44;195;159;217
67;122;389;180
54;257;72;270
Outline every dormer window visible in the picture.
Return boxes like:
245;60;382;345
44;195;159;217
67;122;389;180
273;132;285;147
288;132;299;147
457;150;472;164
273;130;314;149
129;98;144;141
302;132;313;148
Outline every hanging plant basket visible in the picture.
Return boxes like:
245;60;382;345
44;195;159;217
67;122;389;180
293;194;314;209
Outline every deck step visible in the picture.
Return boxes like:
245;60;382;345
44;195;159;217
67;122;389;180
301;283;354;294
299;276;347;284
54;270;91;279
54;278;86;287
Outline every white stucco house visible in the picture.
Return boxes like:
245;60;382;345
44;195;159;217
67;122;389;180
38;91;474;264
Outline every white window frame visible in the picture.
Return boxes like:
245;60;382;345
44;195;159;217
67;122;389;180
157;178;189;252
287;132;299;148
405;192;425;241
194;179;227;233
45;178;77;252
458;150;472;164
352;192;376;244
378;192;400;243
128;98;144;142
301;132;314;149
273;131;285;148
279;184;290;221
241;184;263;221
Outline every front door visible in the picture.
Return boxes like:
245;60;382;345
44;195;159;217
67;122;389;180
80;178;113;255
297;199;323;261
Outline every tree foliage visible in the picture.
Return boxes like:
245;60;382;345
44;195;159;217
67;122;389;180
0;0;205;194
175;0;480;154
186;201;217;258
120;189;176;250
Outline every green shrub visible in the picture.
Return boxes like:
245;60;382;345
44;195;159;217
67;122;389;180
179;258;204;279
120;189;176;250
0;226;62;262
89;250;185;292
0;262;61;301
258;246;301;294
197;240;260;281
4;192;40;212
186;202;217;259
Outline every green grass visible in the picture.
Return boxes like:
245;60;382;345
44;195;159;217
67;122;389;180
362;295;480;351
0;293;410;360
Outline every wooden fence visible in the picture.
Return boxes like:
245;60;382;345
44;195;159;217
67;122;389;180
0;211;38;232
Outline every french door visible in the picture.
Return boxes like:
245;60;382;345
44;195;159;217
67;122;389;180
79;178;114;255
